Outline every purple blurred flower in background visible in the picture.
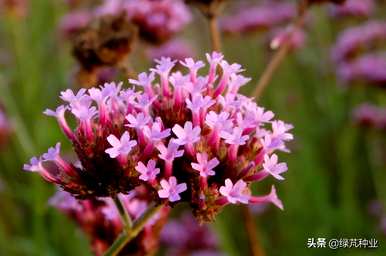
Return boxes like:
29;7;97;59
220;2;296;35
329;0;374;19
352;103;386;130
331;21;386;63
337;53;386;88
368;200;386;236
161;212;223;256
146;39;195;62
0;106;11;149
123;0;192;44
59;10;92;39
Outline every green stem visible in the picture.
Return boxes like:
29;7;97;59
103;203;164;256
113;195;133;229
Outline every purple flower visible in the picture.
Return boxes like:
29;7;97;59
126;113;151;129
331;22;386;63
352;103;386;130
105;132;137;158
186;94;215;112
172;121;201;146
59;10;91;39
205;111;232;131
329;0;374;19
135;160;160;181
157;141;184;162
191;153;219;178
42;143;61;161
262;154;288;180
220;2;295;34
124;0;192;44
23;157;42;172
151;57;177;76
143;122;171;142
220;127;249;146
219;179;250;204
60;88;88;104
158;176;187;202
337;53;386;87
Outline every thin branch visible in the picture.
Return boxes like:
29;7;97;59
208;15;221;52
103;203;164;256
252;1;308;100
241;205;265;256
113;195;133;229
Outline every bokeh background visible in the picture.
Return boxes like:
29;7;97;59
0;0;385;255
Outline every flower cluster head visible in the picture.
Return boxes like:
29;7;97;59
220;2;296;35
24;52;293;221
49;188;169;255
328;0;374;19
331;21;386;64
331;21;386;87
352;103;386;131
337;53;386;87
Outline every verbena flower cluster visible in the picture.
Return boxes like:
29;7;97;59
220;2;295;35
353;103;386;131
61;0;191;44
24;53;293;221
50;188;169;255
328;0;374;19
332;21;386;87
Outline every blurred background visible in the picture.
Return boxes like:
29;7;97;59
0;0;385;255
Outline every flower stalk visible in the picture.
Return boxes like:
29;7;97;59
113;195;133;230
252;0;309;100
208;14;221;52
104;203;165;256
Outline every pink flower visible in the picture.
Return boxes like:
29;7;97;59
205;111;232;131
143;122;171;142
126;113;151;129
191;153;219;177
158;176;187;202
157;141;184;162
219;179;250;204
105;132;137;158
220;127;249;146
23;157;42;172
262;154;288;180
135;159;160;181
172;121;201;146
